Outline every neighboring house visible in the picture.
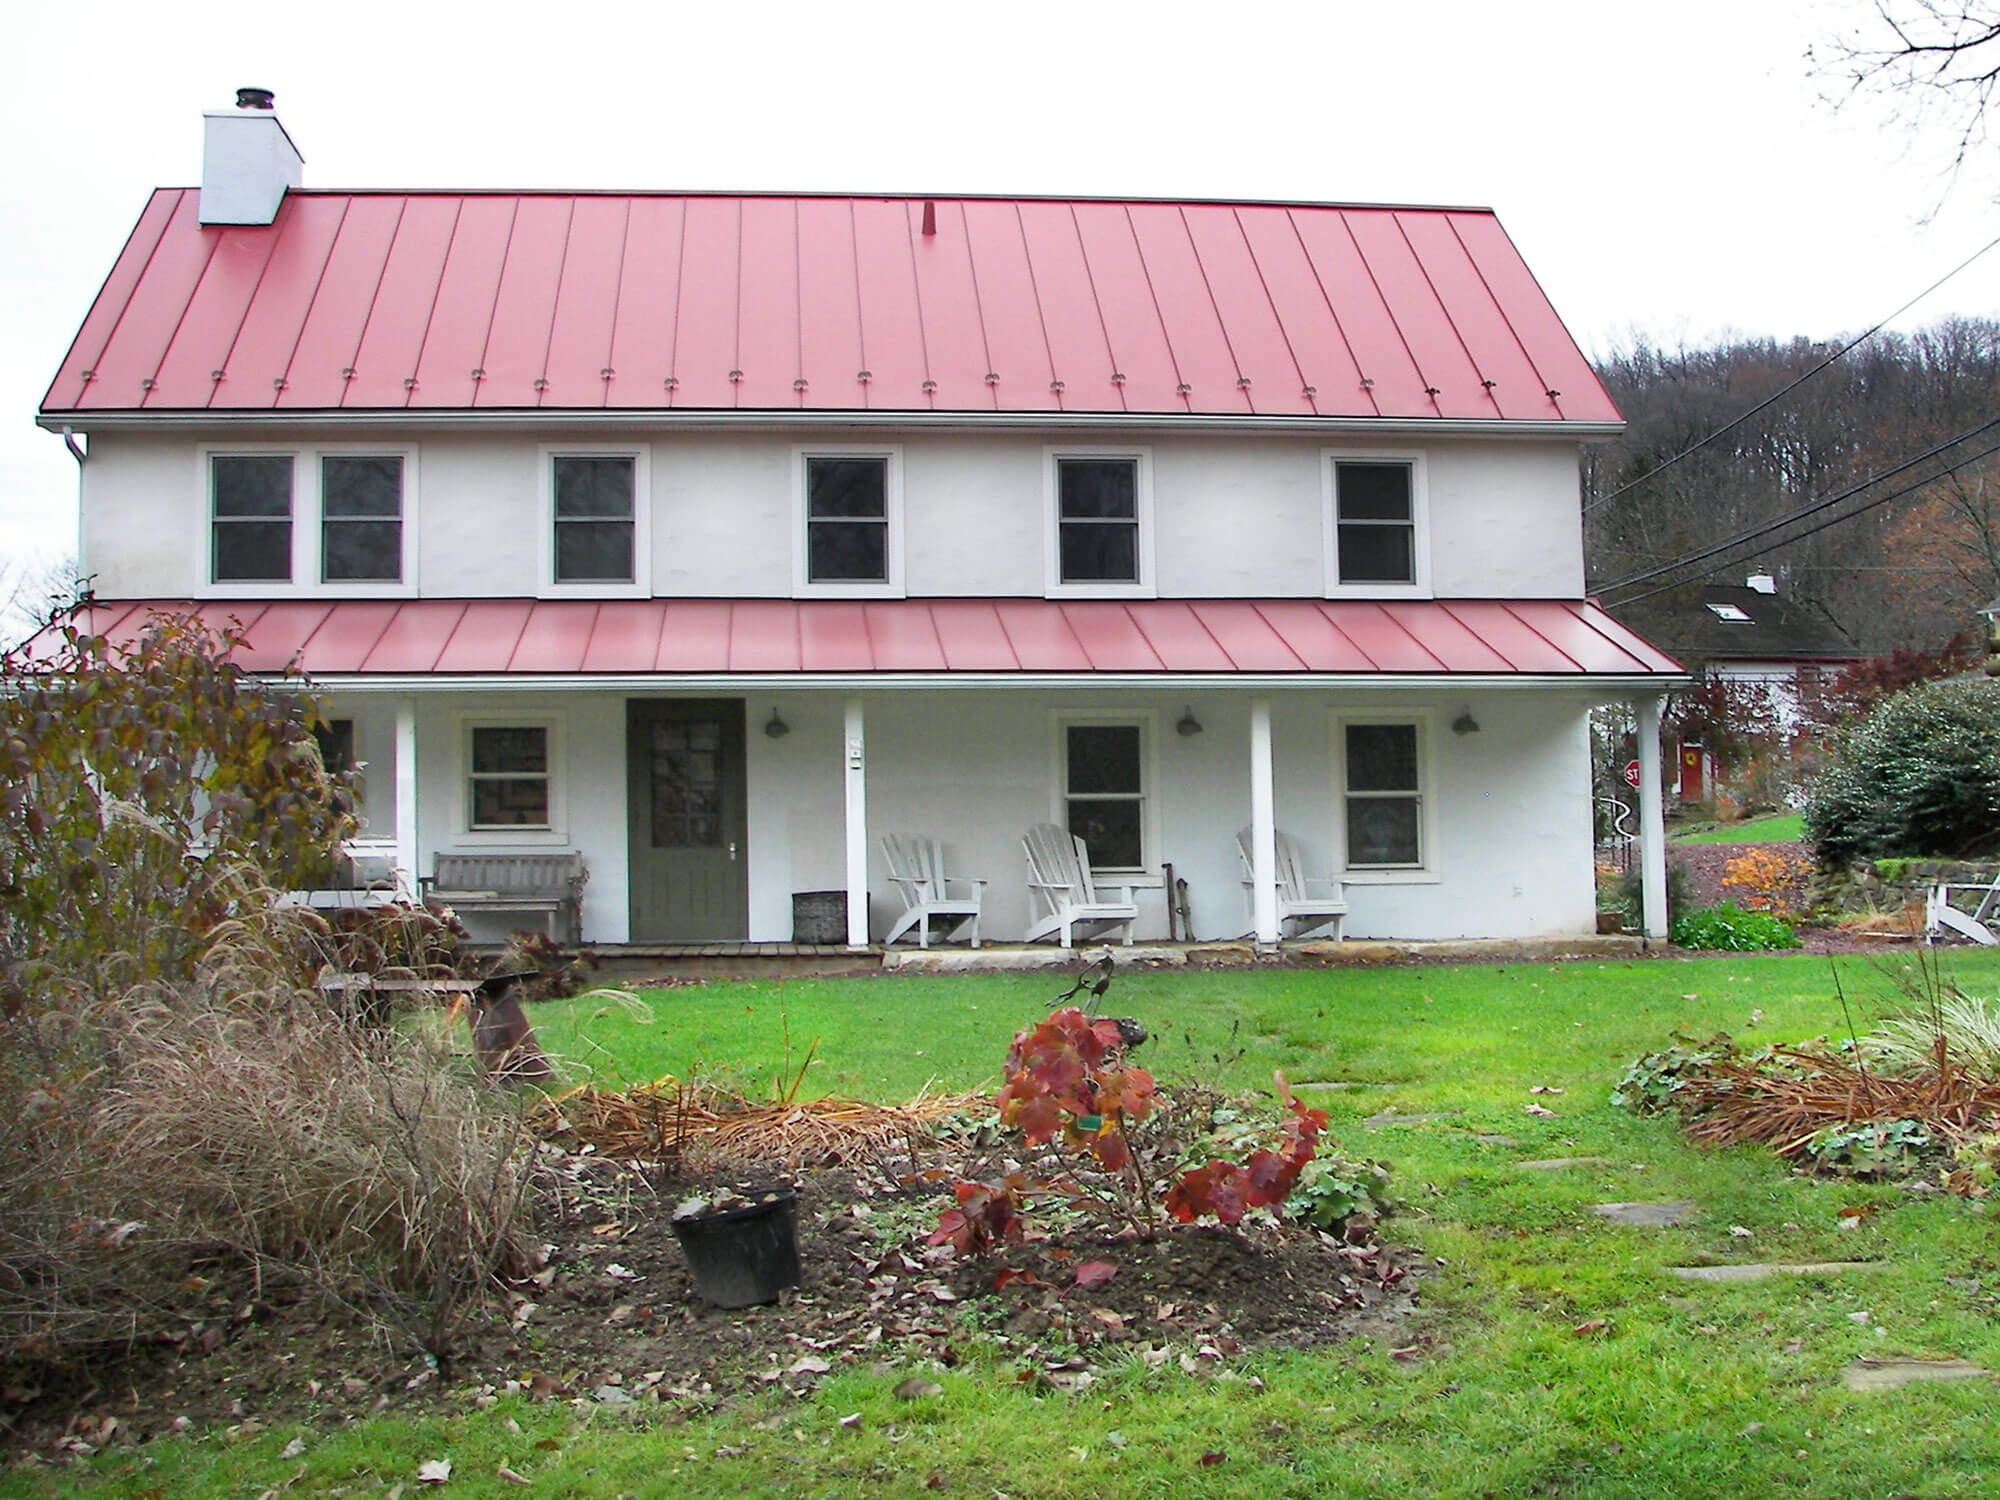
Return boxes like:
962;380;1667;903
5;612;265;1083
1606;575;1859;803
35;93;1683;947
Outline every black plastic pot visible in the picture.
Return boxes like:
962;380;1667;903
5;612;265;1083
670;1188;802;1309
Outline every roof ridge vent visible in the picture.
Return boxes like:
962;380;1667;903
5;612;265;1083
200;88;303;226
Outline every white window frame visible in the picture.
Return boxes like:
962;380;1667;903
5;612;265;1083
1044;446;1156;599
455;713;568;845
1050;710;1161;878
197;442;420;599
539;443;652;598
1322;450;1430;598
792;444;906;598
1331;709;1440;884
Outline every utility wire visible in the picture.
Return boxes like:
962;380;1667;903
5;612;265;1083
1604;433;2000;610
1581;232;2000;516
1593;417;2000;597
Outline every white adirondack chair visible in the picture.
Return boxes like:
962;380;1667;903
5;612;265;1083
1022;823;1138;947
1926;874;2000;946
1236;827;1348;941
880;834;985;949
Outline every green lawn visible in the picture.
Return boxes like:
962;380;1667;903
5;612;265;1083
1673;812;1806;844
30;951;2000;1498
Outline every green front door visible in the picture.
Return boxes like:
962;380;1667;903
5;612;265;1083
626;699;748;942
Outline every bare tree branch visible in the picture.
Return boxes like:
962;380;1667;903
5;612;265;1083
1813;2;2000;189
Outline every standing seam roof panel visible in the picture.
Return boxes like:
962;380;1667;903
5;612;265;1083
434;600;534;672
1069;204;1181;413
45;190;184;410
1438;601;1580;673
929;600;1022;670
343;196;462;408
861;601;950;672
147;220;282;411
1189;601;1311;671
473;198;573;408
1450;215;1621;422
1344;213;1487;419
850;200;931;411
1015;203;1119;412
579;598;666;673
669;198;743;410
409;196;519;410
653;601;734;670
207;195;350;408
537;196;630;410
1234;210;1372;417
362;599;467;671
1123;203;1244;413
1179;208;1315;417
604;197;689;408
1126;602;1236;671
1286;210;1429;417
732;197;801;410
908;201;999;413
1322;603;1448;671
75;192;216;410
728;600;804;672
799;602;874;671
1398;212;1550;421
1503;601;1652;673
275;196;405;408
958;200;1061;411
794;197;866;411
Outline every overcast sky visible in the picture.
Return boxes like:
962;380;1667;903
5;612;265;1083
7;0;1998;577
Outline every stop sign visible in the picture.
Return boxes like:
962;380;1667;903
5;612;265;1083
1622;759;1641;789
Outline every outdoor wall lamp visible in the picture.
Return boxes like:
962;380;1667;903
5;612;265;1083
1451;710;1481;736
764;708;791;739
1176;707;1204;737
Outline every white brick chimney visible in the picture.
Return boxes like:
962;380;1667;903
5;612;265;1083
200;88;303;226
1746;572;1777;595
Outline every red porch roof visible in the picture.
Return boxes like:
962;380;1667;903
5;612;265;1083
44;191;1618;425
49;598;1683;680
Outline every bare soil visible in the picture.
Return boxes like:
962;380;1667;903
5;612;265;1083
1;1146;1417;1462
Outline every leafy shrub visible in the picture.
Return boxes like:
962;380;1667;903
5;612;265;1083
1806;676;2000;864
1721;848;1815;924
1292;1153;1395;1232
1799;1118;1932;1177
1611;1032;1737;1114
1670;903;1799;951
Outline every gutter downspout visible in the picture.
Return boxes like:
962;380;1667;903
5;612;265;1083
62;427;86;587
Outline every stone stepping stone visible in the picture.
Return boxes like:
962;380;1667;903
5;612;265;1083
1474;1134;1520;1148
1593;1201;1694;1227
1519;1156;1614;1171
1668;1262;1875;1283
1363;1111;1458;1130
1841;1358;1990;1392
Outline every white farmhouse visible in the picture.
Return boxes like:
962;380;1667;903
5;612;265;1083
38;93;1682;949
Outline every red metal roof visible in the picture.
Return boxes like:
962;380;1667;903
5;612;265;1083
48;599;1682;679
44;191;1619;424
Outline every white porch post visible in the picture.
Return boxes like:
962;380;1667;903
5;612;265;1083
1635;694;1669;941
843;696;869;948
394;695;419;901
1250;697;1279;945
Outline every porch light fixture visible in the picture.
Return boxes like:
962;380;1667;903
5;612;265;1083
1451;710;1480;736
764;709;791;739
1176;707;1203;737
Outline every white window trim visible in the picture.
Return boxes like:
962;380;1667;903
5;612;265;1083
1321;449;1431;599
197;442;420;600
1043;446;1157;599
1050;710;1163;882
1331;708;1441;884
792;444;906;598
539;443;652;598
454;712;568;846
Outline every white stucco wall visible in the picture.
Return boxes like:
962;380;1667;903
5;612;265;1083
335;684;1597;945
76;427;1586;601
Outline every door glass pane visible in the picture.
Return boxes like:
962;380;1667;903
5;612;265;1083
651;718;724;848
1067;725;1141;794
1346;724;1418;792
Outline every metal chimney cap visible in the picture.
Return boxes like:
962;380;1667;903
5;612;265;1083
235;87;277;110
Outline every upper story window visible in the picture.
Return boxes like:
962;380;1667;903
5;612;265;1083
204;446;416;597
321;456;403;582
1324;453;1429;596
1046;448;1154;598
541;446;650;597
794;446;903;596
211;455;294;582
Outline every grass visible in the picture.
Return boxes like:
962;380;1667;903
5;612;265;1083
26;950;2000;1498
1674;812;1806;845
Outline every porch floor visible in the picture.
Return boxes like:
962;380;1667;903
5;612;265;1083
551;934;1649;985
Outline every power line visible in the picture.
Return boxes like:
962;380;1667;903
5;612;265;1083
1592;418;2000;597
1581;232;2000;517
1604;434;2000;611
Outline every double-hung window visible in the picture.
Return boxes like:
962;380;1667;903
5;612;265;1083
1341;720;1425;870
1047;449;1153;596
206;447;415;593
795;447;902;595
1062;722;1146;871
1325;454;1427;594
542;446;649;595
467;724;553;831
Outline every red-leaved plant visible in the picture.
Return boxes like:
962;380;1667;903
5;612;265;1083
929;1006;1328;1253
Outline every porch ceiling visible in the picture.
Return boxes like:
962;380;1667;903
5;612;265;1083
47;597;1685;682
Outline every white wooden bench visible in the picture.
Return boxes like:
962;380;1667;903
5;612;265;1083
422;852;588;943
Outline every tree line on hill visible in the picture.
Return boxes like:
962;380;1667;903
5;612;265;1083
1583;315;2000;654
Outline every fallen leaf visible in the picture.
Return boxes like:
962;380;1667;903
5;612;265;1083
1573;1318;1608;1338
497;1467;530;1487
894;1377;944;1400
603;1263;639;1281
1073;1259;1120;1289
1199;1451;1226;1467
1524;1103;1557;1118
280;1437;306;1459
1729;1226;1754;1239
839;1413;862;1430
787;1356;832;1375
416;1458;451;1485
